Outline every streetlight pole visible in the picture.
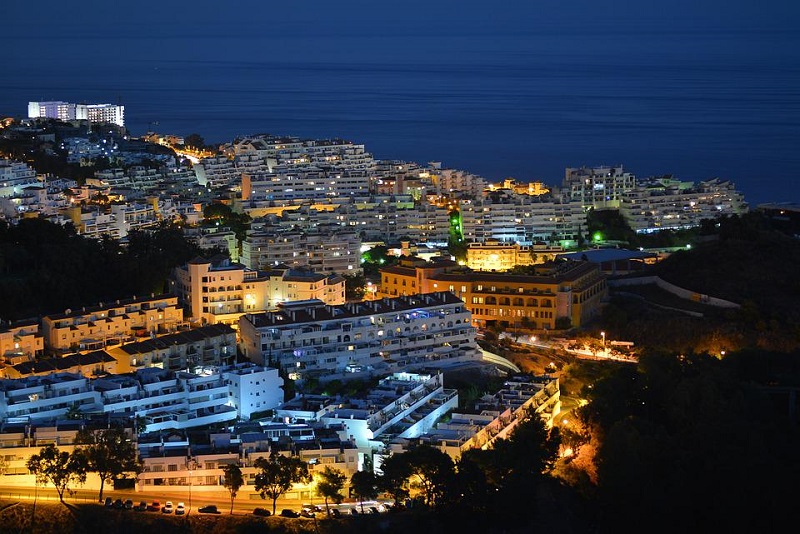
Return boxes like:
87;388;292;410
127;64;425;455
188;458;197;514
601;331;606;356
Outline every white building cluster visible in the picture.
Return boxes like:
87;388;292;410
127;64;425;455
0;362;283;431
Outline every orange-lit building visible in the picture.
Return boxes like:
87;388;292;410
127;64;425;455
380;257;606;331
466;240;564;271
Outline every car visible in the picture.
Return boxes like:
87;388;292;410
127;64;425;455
280;509;299;518
135;501;148;512
162;501;174;514
198;504;221;514
252;507;271;517
124;499;134;510
175;502;185;515
300;508;315;518
146;501;161;512
113;499;125;509
104;497;113;508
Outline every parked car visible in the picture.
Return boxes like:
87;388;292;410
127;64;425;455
252;507;271;517
104;497;113;508
113;499;125;509
162;501;174;514
146;501;161;512
175;502;185;515
199;505;220;514
300;507;315;518
280;509;299;518
124;499;134;510
135;501;148;512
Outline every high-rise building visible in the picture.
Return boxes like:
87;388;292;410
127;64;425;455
27;101;125;127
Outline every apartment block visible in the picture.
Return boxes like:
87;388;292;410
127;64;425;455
171;256;346;326
42;294;184;355
238;292;480;377
106;323;237;373
380;258;607;331
0;319;44;366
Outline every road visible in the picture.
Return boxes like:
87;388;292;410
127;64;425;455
0;485;385;517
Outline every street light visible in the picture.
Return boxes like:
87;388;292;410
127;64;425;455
601;332;606;355
187;458;198;514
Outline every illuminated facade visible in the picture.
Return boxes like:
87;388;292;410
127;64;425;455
466;240;563;271
0;319;45;366
27;101;125;127
171;257;345;326
238;292;479;375
41;295;184;355
380;258;607;331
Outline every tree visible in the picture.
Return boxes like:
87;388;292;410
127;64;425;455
221;464;244;514
402;445;455;508
253;452;309;515
184;133;205;150
377;453;411;507
315;466;346;516
350;470;379;513
26;444;88;503
76;425;142;502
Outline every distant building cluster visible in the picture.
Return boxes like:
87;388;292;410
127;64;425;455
28;101;125;127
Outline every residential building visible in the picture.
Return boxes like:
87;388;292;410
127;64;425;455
562;165;636;210
241;226;362;274
414;374;560;459
28;101;125;127
238;292;480;376
465;240;563;271
0;362;282;430
276;372;458;451
380;257;607;331
42;294;184;355
0;319;44;366
0;158;39;198
171;256;346;326
106;323;237;373
620;176;748;232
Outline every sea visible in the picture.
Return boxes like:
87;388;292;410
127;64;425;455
4;22;799;207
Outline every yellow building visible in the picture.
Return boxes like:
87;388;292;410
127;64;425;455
0;318;44;365
466;240;563;271
171;256;346;326
380;258;606;331
42;295;184;355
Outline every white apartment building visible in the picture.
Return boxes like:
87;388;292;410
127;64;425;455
460;193;587;246
28;101;125;127
171;256;346;326
0;159;39;198
563;165;637;209
241;227;362;274
0;362;282;430
435;168;489;198
42;294;184;355
620;176;748;232
415;375;560;459
238;292;480;376
225;135;375;172
240;168;371;208
276;372;458;451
